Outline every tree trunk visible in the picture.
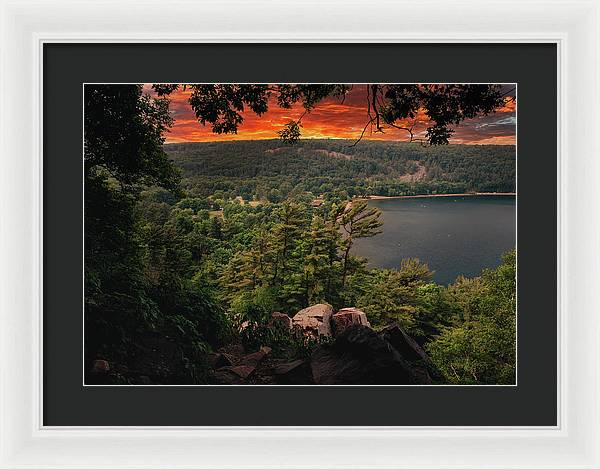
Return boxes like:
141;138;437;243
341;241;352;288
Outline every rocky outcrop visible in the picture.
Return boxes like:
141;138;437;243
379;324;437;383
212;368;246;385
331;307;371;336
208;352;234;369
290;304;372;338
212;346;272;384
379;324;429;363
210;314;435;385
269;359;313;385
292;304;334;337
310;325;432;385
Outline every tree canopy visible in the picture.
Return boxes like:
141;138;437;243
85;84;180;192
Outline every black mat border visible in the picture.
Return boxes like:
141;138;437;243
43;43;557;426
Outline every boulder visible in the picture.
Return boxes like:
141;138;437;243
292;303;334;337
379;324;429;363
208;352;235;369
86;359;113;384
310;325;432;385
227;364;257;379
270;311;293;330
92;359;110;373
269;359;313;385
331;307;371;336
214;346;272;382
242;346;272;365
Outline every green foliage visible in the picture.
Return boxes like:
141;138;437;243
337;199;383;287
84;84;232;384
426;251;516;384
350;252;516;385
85;84;180;193
356;259;452;340
214;198;381;313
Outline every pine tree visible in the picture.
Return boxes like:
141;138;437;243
270;200;306;285
303;216;337;305
336;200;383;287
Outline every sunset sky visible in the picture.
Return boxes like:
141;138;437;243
149;84;516;145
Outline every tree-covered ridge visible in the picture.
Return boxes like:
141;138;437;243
165;139;515;200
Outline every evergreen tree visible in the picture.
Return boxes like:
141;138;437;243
270;200;306;285
336;200;383;287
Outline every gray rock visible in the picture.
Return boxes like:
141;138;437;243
214;346;272;382
227;364;257;379
292;304;334;337
331;307;371;336
270;359;313;385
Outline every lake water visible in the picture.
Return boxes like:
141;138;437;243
352;196;516;285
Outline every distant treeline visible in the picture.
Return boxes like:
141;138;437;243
165;139;515;201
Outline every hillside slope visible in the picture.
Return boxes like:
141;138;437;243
164;139;515;199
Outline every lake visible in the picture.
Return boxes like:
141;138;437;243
352;195;516;285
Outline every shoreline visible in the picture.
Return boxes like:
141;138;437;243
359;192;516;201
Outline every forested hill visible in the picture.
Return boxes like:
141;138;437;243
164;139;515;199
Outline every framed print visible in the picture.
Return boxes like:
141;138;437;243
1;0;599;468
47;44;550;427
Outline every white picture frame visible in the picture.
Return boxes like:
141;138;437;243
1;0;598;467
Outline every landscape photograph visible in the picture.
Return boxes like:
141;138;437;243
84;83;516;386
